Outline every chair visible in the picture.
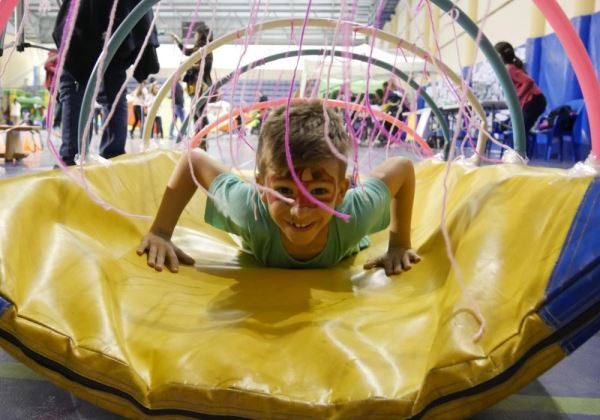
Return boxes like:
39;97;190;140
485;129;513;159
530;99;584;162
542;112;575;161
572;108;591;162
485;118;513;158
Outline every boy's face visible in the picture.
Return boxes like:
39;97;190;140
259;159;349;248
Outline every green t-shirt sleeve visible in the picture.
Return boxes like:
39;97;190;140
335;177;391;248
204;172;260;236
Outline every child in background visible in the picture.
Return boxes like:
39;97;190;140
9;98;21;125
129;82;147;139
146;83;164;139
137;100;421;275
494;42;547;137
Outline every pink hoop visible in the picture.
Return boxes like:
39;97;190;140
533;0;600;158
0;0;19;34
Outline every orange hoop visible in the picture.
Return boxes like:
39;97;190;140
191;98;433;155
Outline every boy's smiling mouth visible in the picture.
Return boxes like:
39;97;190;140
288;221;315;230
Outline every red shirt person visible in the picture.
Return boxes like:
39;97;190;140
44;49;59;91
495;42;547;140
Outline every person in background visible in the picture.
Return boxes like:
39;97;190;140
0;92;6;124
381;92;409;144
53;0;160;166
170;22;213;100
169;81;186;140
257;90;269;103
44;49;62;130
92;100;103;135
251;90;270;134
9;98;21;124
130;82;147;139
170;22;213;148
374;88;384;106
494;42;547;141
147;83;164;139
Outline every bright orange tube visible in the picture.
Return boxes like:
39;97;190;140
191;98;434;155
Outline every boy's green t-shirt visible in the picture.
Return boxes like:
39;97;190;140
204;172;391;268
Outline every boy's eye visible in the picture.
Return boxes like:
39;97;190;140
274;187;294;197
311;187;332;197
310;187;333;201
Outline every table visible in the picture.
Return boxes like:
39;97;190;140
0;124;43;161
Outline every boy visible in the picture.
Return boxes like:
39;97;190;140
137;100;421;275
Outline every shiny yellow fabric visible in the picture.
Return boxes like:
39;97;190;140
0;152;594;418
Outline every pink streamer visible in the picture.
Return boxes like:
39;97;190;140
45;0;82;162
42;0;152;221
78;0;122;164
280;0;356;221
98;3;161;145
421;0;488;341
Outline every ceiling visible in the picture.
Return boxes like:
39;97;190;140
9;0;400;47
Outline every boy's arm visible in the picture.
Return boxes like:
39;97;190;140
137;150;228;272
364;157;421;275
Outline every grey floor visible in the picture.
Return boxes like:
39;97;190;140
0;132;598;419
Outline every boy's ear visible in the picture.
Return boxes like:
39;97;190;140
335;177;350;206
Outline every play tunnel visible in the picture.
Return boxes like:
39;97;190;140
0;152;598;418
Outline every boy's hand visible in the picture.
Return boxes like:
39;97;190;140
136;232;195;273
363;246;421;276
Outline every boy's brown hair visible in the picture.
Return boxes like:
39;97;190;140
256;99;351;178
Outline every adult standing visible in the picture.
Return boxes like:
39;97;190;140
168;81;186;140
170;22;213;99
170;22;213;149
53;0;160;165
44;49;61;129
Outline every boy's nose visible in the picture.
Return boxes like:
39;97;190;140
294;191;317;209
290;202;306;216
290;199;314;216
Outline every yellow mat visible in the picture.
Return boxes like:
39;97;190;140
0;152;594;418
